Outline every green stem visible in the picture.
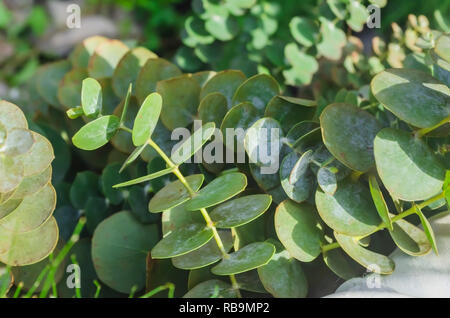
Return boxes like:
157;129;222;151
321;242;340;253
148;139;242;298
148;139;175;168
416;115;450;138
120;126;133;134
140;283;175;298
321;191;445;251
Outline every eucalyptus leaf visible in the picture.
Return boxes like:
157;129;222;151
315;180;381;236
72;115;120;151
151;223;214;259
257;240;308;298
211;242;275;275
320;103;382;172
81;78;102;117
92;211;159;293
172;230;233;269
371;69;450;128
369;175;393;231
148;174;204;213
334;232;395;274
275;200;323;262
132;93;162;146
374;128;445;201
210;194;272;228
185;172;247;211
415;205;439;255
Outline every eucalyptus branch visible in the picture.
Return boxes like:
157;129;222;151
115;125;242;297
320;191;446;252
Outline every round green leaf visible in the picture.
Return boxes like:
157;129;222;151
101;163;130;205
0;155;23;193
172;230;233;269
69;35;108;68
265;96;316;133
136;58;182;105
315;180;381;236
185;172;247;211
220;102;259;152
200;70;246;107
210;194;272;228
92;211;159;293
81;77;102;117
211;242;275;275
72;115;120;151
257;239;308;298
0;217;58;266
36;61;71;109
57;68;89;109
157;74;200;130
151;223;214;259
132;92;162;146
112;47;157;97
371;69;450;128
0;198;22;220
289;149;313;184
21;132;54;177
280;152;313;203
275;200;323;262
0;100;28;133
148;174;204;213
285;120;319;147
198;92;228;127
232;74;280;113
323;248;363;280
162;203;204;237
69;171;100;210
320;103;382;172
334;232;395;274
1;128;34;157
0;183;55;233
389;218;431;256
244;117;283;168
88;39;129;79
374;128;446;201
317;167;337;195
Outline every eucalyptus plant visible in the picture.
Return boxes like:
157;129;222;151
67;34;449;298
22;29;450;297
0;100;58;266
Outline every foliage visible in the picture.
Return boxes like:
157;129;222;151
0;101;58;267
24;23;445;297
175;0;388;86
1;1;448;296
0;2;50;87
